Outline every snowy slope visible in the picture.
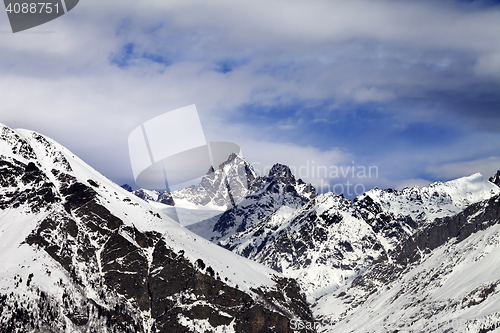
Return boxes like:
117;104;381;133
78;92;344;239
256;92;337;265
314;193;500;332
0;124;313;333
150;200;226;227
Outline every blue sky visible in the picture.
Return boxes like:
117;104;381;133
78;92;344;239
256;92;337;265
0;0;499;197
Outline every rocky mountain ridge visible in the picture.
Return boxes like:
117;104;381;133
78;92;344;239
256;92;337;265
172;153;257;207
187;162;317;243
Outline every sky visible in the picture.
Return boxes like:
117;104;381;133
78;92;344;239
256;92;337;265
0;0;499;197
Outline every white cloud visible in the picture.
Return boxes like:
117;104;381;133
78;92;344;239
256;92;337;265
393;178;434;191
353;87;396;103
427;156;500;181
474;53;500;80
125;0;500;54
0;0;499;193
241;141;350;178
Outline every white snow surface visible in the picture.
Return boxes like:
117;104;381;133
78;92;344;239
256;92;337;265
314;223;500;332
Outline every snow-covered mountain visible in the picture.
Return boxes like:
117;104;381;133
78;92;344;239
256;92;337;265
353;173;499;250
124;154;500;331
2;121;500;332
187;163;317;242
172;153;257;208
208;170;499;302
217;192;387;300
204;165;500;330
0;124;314;333
125;153;259;227
314;191;500;332
127;153;257;209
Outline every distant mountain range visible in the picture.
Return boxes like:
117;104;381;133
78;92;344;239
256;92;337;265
1;123;500;332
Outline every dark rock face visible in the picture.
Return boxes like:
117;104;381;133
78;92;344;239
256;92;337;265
0;126;37;160
0;160;58;213
121;184;133;192
396;193;500;264
352;193;418;256
133;188;157;202
149;239;314;333
490;170;500;187
268;163;296;184
101;233;151;311
157;190;175;206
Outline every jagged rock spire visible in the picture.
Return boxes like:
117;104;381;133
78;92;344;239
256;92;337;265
489;170;500;187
